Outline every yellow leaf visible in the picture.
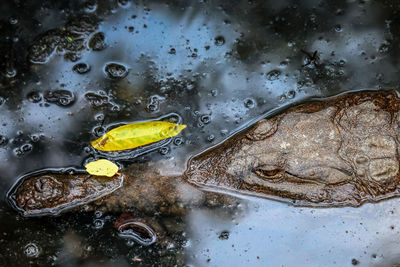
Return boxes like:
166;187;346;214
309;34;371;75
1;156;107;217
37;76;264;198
85;159;119;177
91;121;187;151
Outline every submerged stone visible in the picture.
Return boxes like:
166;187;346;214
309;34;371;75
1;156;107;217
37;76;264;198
185;90;400;207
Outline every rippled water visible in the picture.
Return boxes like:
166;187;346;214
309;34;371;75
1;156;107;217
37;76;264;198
1;0;400;266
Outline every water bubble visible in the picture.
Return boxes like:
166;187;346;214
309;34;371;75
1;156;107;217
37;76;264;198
94;210;103;218
146;96;163;113
104;63;129;79
207;134;215;142
173;137;183;146
211;89;218;96
159;146;169;155
287;90;296;99
214;36;225;46
30;134;40;143
92;126;105;137
44;90;75;106
84;1;97;12
9;17;18;25
168;48;176;54
72;62;91;74
95;113;105;121
5;68;17;78
24;243;39;258
0;135;8;146
334;24;342;32
13;147;23;157
93;219;104;229
89;32;107;51
21;143;33;152
244;98;255;108
27;91;42;103
200;114;211;124
85;92;109;107
218;231;229;240
266;70;281;81
118;0;130;7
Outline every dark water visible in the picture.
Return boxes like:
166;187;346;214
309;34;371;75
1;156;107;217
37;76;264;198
1;0;400;266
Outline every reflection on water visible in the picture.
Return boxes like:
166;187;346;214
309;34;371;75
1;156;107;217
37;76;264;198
1;0;400;266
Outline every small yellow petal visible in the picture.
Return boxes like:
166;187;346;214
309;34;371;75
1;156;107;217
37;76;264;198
85;159;119;177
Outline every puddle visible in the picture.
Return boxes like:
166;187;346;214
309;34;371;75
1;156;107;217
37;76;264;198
1;0;400;265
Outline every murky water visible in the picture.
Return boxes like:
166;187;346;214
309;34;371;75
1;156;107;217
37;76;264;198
1;0;400;266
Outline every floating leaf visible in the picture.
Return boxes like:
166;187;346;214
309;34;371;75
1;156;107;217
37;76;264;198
91;121;187;151
85;159;119;177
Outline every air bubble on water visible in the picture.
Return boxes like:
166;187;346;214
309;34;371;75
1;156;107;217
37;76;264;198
95;113;105;121
93;219;104;229
73;62;91;74
214;36;225;46
24;243;39;258
21;143;33;152
89;32;107;51
334;24;342;32
9;17;18;25
159;146;169;155
200;114;211;124
94;210;103;218
104;63;129;79
244;98;255;108
27;91;42;103
287;90;296;99
207;134;215;142
30;134;40;143
211;89;218;96
266;70;281;81
0;135;8;146
173;137;183;146
5;68;17;78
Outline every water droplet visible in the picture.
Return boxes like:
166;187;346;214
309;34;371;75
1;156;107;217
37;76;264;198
0;135;8;146
93;219;104;229
159;146;169;155
9;17;18;25
207;134;215;142
173;137;183;146
104;63;128;79
214;36;225;46
244;98;255;108
5;68;17;78
27;91;42;103
287;90;296;99
200;114;211;124
21;143;33;152
266;70;281;81
85;92;109;107
218;231;229;240
92;126;105;137
44;90;75;106
168;48;176;54
89;32;107;51
73;62;91;74
24;243;39;258
84;1;97;12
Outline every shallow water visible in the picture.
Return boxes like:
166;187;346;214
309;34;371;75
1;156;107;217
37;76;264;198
1;0;400;266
